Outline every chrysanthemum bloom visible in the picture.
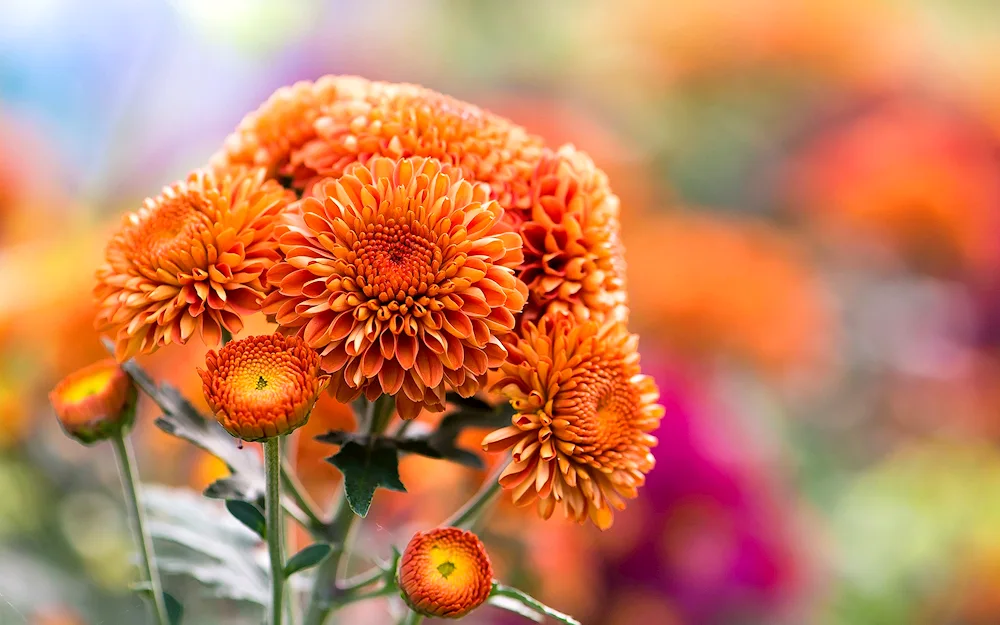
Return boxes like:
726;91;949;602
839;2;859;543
210;75;371;183
214;76;544;202
508;145;628;323
483;314;663;529
95;168;294;361
199;333;329;441
49;359;136;444
398;527;494;619
262;156;528;419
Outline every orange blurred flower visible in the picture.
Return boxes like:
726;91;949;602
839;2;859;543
484;314;663;530
213;76;545;205
626;213;831;375
199;333;329;441
509;145;628;324
262;156;527;419
398;527;494;619
786;99;1000;276
49;359;136;444
95;168;294;361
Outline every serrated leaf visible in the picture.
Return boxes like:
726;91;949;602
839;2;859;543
284;544;332;577
326;440;406;517
489;582;581;625
104;338;266;504
225;500;266;539
144;486;268;606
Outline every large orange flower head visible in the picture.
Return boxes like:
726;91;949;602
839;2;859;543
398;527;494;619
49;359;136;444
483;314;663;529
213;76;544;205
262;156;528;420
95;168;294;361
211;75;371;182
199;333;329;441
509;145;628;324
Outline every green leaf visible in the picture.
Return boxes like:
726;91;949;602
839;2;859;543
326;439;406;517
315;398;513;471
164;591;184;625
144;486;268;606
104;338;266;504
225;500;266;539
489;582;581;625
284;543;332;577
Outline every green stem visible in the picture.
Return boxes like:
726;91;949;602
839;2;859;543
303;396;395;625
265;437;284;625
491;582;581;625
444;461;505;529
112;433;169;625
341;564;384;591
221;328;233;345
400;611;424;625
281;456;325;535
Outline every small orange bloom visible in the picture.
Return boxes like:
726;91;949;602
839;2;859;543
199;333;329;441
49;359;136;444
95;168;294;361
484;314;663;529
508;145;628;324
262;156;528;420
398;527;494;619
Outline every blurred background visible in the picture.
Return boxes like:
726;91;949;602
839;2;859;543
3;0;1000;623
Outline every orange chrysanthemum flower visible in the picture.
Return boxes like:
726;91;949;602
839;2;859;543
213;76;544;204
508;145;628;323
398;527;494;619
49;359;136;444
199;333;329;441
211;75;371;182
262;156;528;420
95;168;294;361
483;314;663;530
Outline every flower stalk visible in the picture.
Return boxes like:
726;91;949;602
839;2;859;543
112;431;169;625
265;437;285;625
444;462;505;530
303;396;395;625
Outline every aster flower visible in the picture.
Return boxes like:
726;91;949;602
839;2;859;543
94;168;294;361
398;527;494;619
509;145;628;323
483;314;663;529
49;359;136;444
199;333;329;441
262;156;528;420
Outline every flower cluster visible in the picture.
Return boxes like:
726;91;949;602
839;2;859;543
90;75;662;527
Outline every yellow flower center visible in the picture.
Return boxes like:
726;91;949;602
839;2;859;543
428;544;476;587
59;369;117;404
